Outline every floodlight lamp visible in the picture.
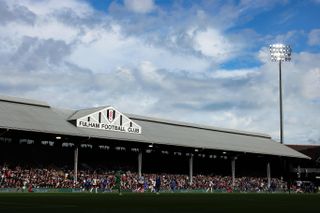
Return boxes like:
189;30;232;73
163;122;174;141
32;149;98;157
269;43;292;62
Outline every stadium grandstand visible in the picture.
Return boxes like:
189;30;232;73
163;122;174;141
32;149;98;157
286;144;320;187
0;94;315;193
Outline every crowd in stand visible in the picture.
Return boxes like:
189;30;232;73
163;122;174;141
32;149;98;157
0;164;308;193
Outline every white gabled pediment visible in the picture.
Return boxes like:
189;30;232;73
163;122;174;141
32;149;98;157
76;106;141;134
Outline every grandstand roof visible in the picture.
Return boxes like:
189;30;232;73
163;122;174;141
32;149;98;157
287;144;320;161
0;95;309;159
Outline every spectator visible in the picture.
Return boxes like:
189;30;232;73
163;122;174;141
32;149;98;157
0;164;294;193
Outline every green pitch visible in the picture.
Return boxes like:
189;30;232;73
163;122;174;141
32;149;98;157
0;193;319;213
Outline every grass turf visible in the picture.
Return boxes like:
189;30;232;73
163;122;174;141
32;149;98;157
0;193;319;213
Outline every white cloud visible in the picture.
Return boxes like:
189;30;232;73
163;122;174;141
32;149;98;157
308;29;320;46
116;66;135;81
210;68;260;79
0;0;319;146
208;111;254;130
139;61;161;81
193;28;240;62
11;0;93;18
124;0;155;14
302;68;320;99
0;21;79;44
68;24;210;73
0;0;90;44
257;47;270;63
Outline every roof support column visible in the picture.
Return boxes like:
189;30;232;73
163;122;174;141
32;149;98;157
189;154;193;185
231;157;236;188
138;151;142;178
74;146;79;185
267;162;271;188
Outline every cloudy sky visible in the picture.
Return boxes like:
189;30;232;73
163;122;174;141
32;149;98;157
0;0;319;145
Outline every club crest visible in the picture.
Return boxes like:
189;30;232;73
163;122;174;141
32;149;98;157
107;109;115;122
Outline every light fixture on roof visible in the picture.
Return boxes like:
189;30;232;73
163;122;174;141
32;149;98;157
62;142;74;147
41;141;54;146
115;146;126;151
161;150;169;155
81;144;92;149
56;136;62;140
174;152;182;156
148;144;153;148
222;151;226;154
131;148;139;152
269;43;292;144
19;139;34;145
195;149;199;152
0;137;12;143
99;145;110;150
